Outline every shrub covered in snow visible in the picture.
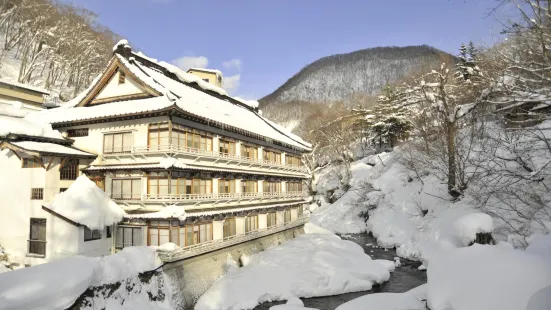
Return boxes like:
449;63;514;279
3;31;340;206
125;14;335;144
453;213;494;246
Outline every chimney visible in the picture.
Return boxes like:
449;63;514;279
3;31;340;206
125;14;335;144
113;39;132;59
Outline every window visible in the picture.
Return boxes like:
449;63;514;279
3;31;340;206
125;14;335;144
218;179;235;194
103;132;132;154
223;218;236;238
118;71;126;84
60;159;79;180
84;227;101;241
267;212;277;227
29;218;46;256
264;150;281;164
287;155;301;167
284;209;291;223
203;78;209;83
286;182;303;193
60;188;68;193
31;188;43;200
263;181;281;193
22;158;41;168
149;123;170;150
245;215;258;233
67;128;89;137
242;180;257;193
106;226;112;238
111;179;141;200
148;176;169;198
182;222;212;247
116;226;142;249
219;140;236;155
148;220;181;246
148;177;212;197
298;206;304;217
241;145;258;161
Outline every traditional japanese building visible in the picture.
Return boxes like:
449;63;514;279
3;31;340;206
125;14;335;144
28;40;311;252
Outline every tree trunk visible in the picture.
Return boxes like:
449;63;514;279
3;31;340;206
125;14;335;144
447;121;459;197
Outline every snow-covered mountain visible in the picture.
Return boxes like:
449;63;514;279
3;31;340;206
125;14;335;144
259;45;454;108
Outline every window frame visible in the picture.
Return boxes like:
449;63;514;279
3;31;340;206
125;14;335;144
116;226;142;249
30;188;44;200
223;218;236;238
22;157;42;168
111;178;141;200
28;218;46;256
60;158;79;180
84;227;102;241
118;71;126;85
103;131;133;154
66;128;89;137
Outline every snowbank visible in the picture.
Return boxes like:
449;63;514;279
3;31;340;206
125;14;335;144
0;247;161;310
453;213;493;246
336;284;427;310
427;244;551;310
526;234;551;263
45;175;126;230
195;229;389;310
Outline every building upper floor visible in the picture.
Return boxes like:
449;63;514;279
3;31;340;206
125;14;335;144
186;68;223;88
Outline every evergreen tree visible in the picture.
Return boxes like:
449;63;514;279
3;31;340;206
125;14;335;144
456;42;482;83
370;85;412;147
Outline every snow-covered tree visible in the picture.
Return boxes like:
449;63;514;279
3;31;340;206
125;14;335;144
370;85;412;147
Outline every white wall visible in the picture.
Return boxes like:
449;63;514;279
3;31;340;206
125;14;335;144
95;71;145;100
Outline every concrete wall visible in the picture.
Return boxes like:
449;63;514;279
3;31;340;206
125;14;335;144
162;225;305;307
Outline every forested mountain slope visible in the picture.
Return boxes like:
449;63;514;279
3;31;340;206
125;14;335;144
260;45;453;108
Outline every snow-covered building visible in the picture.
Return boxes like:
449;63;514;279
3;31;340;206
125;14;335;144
0;78;51;111
187;68;223;88
27;40;311;252
0;105;123;267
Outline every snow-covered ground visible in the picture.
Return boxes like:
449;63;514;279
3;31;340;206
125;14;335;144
195;223;390;310
336;284;427;310
0;247;173;310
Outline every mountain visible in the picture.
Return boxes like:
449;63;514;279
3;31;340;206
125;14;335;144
259;45;454;108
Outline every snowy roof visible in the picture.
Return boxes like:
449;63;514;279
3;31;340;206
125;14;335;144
126;201;304;220
45;175;126;230
9;141;96;157
0;78;50;95
28;50;311;151
0;105;63;140
188;67;223;76
85;160;307;177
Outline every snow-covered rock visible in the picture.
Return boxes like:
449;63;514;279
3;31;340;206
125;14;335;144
195;229;390;310
373;259;395;272
45;175;126;230
454;213;494;246
269;297;318;310
336;284;427;310
427;244;551;310
0;247;161;310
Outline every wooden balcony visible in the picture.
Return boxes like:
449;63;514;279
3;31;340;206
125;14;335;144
111;191;306;203
104;144;308;174
158;216;309;262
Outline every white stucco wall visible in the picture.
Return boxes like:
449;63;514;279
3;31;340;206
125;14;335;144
95;71;145;100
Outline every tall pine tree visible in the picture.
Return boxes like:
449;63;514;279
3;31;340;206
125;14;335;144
370;85;412;147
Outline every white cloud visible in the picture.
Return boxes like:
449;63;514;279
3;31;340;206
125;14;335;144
223;59;242;71
171;56;209;71
223;74;241;92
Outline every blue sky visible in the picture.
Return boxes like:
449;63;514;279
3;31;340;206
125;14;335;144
66;0;514;99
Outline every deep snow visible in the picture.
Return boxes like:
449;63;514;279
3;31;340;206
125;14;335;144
195;224;390;310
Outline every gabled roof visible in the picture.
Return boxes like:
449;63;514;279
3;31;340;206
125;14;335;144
28;42;312;151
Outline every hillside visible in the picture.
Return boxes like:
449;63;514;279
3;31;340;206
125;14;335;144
260;45;454;108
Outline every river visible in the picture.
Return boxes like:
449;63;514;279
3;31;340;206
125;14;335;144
254;233;427;310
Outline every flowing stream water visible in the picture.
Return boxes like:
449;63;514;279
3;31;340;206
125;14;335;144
254;233;427;310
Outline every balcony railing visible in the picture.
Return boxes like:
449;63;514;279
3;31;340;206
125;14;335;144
111;191;306;202
158;216;309;262
106;144;307;173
